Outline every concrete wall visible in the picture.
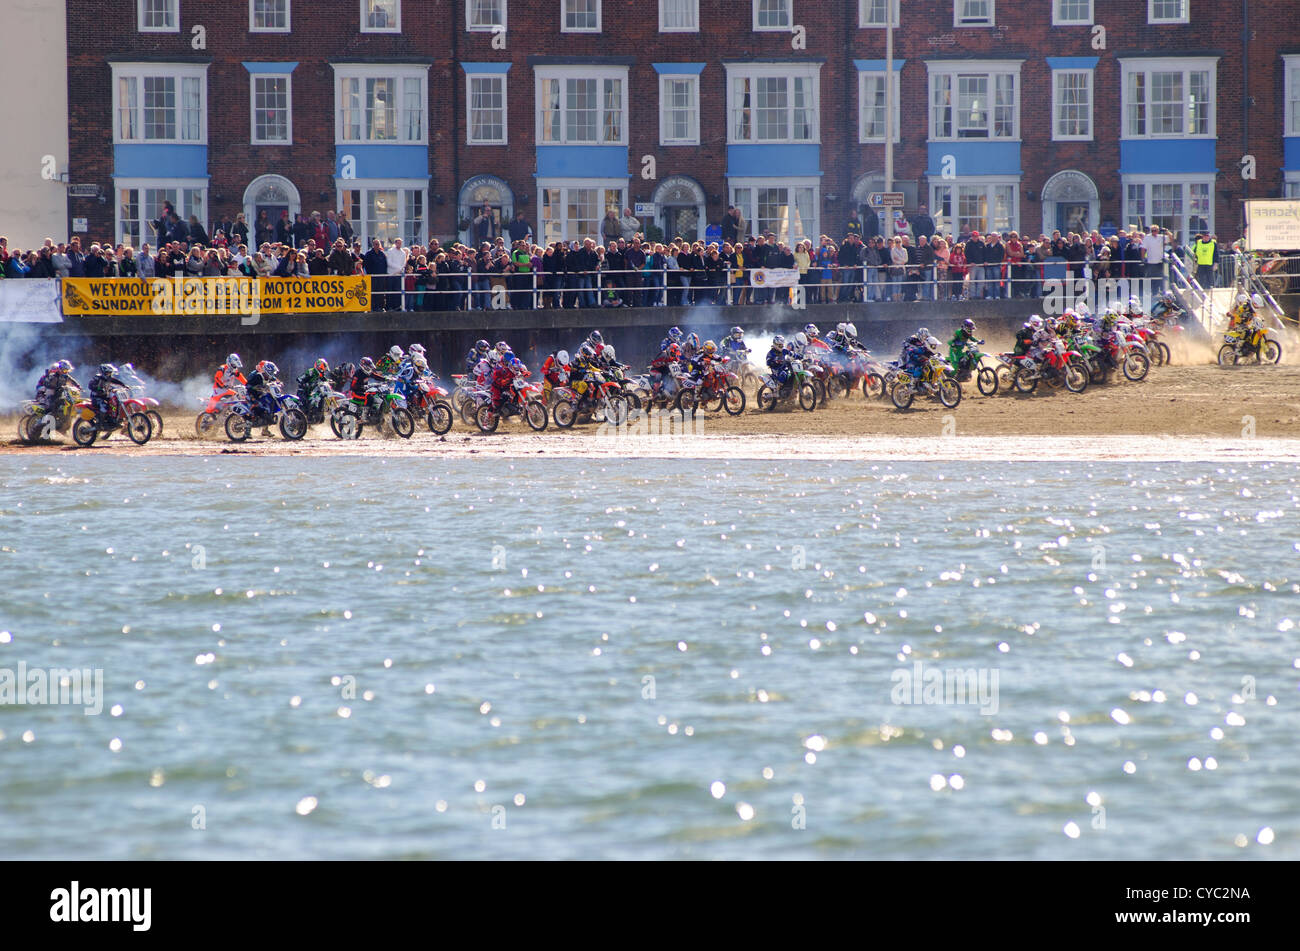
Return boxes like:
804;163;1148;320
0;0;69;249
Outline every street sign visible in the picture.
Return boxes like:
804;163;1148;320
72;218;88;233
634;202;656;217
868;192;905;208
68;184;99;198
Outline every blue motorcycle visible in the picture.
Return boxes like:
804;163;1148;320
224;380;308;441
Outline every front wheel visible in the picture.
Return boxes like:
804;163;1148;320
279;408;308;441
1013;367;1039;394
723;385;746;415
427;401;453;435
459;399;479;426
195;412;220;438
938;378;962;409
604;394;629;427
1123;352;1150;382
1263;339;1283;365
756;384;777;412
1217;344;1239;367
552;400;576;429
525;399;549;431
335;409;362;440
389;407;415;439
1157;341;1172;366
976;366;999;396
1064;362;1089;394
674;389;697;417
830;372;853;400
126;412;153;445
799;383;818;412
72;418;97;447
475;405;500;434
225;412;251;442
862;373;885;400
890;380;915;410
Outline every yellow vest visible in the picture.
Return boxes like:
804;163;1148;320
1194;240;1216;266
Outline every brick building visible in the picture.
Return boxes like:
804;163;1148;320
65;0;1300;250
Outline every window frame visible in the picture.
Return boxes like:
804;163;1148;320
1052;0;1092;25
726;62;822;145
360;0;401;33
1120;56;1217;140
659;0;699;32
137;0;179;33
858;69;901;144
250;0;290;32
337;180;428;247
561;0;602;33
1050;67;1093;141
859;0;899;28
250;72;293;145
1284;55;1300;137
466;0;506;32
752;0;793;32
1121;174;1213;238
466;73;508;145
537;178;629;244
659;74;701;146
112;62;209;145
928;177;1020;236
1284;172;1300;200
728;176;821;245
1148;0;1189;25
953;0;994;28
927;60;1021;142
114;178;209;248
332;64;429;146
535;65;629;146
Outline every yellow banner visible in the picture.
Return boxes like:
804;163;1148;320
60;276;371;316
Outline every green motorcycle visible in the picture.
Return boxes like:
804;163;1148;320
948;340;999;396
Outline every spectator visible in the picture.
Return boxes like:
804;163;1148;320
888;236;906;300
473;204;498;245
618;207;640;242
601;208;621;245
507;210;532;244
721;205;742;244
946;238;967;300
984;232;1007;299
909;204;936;241
845;209;863;239
963;232;986;300
385;238;410;309
838;233;863;302
362;239;388;310
1141;224;1167;293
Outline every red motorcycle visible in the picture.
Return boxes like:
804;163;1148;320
405;377;455;434
476;377;548;433
684;359;746;415
72;388;154;446
1012;339;1089;394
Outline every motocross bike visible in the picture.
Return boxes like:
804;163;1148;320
196;385;245;438
119;364;164;438
686;360;746;416
552;369;629;428
756;359;818;412
225;381;308;441
891;355;962;410
72;387;154;446
1218;327;1282;366
475;377;549;433
402;376;455;435
18;384;81;444
948;340;1000;396
1012;339;1089;394
334;381;415;440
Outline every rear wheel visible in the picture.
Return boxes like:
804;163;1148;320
427;400;453;434
459;399;479;426
335;409;362;440
674;389;697;417
976;366;999;396
147;410;164;438
195;412;219;438
126;412;152;445
1157;341;1172;366
525;399;549;431
475;405;500;434
1263;339;1283;364
279;408;308;440
552;400;576;429
18;412;38;444
389;407;415;439
1123;351;1150;381
862;373;885;399
723;386;746;415
1013;367;1039;394
225;412;251;442
830;372;853;400
72;419;97;447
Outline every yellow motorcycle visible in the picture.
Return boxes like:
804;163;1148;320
18;385;82;444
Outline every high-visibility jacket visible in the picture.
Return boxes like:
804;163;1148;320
1194;239;1216;266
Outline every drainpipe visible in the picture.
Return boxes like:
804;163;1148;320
1240;0;1249;221
451;23;461;244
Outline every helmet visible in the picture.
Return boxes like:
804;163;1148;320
262;361;279;377
254;360;268;374
667;343;682;360
926;335;942;352
918;327;930;338
771;335;785;349
556;349;570;365
686;332;700;350
1235;293;1249;306
803;323;819;338
1027;316;1044;331
703;340;717;354
409;343;426;356
794;332;808;348
588;330;603;346
579;343;595;359
226;354;242;371
603;345;617;363
845;322;857;338
1161;292;1176;305
488;350;503;365
730;326;744;341
56;359;73;373
668;326;683;342
314;358;329;375
495;341;510;353
360;357;375;372
412;354;428;372
961;318;975;331
1251;293;1264;309
388;345;403;362
475;339;490;353
99;363;116;376
513;361;529;377
835;323;847;334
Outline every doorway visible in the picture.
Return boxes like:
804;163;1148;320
243;174;301;247
662;205;699;242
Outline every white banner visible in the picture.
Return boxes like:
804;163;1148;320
0;278;62;323
1244;199;1300;251
749;268;801;288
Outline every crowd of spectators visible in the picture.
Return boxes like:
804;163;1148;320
0;200;1249;311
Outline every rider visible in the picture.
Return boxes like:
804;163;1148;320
947;319;983;380
1012;318;1038;360
89;363;129;424
680;332;701;362
568;344;600;403
394;353;428;400
35;359;80;414
350;357;389;412
1150;291;1181;323
766;335;794;389
804;323;832;357
660;326;684;353
296;358;331;417
721;326;750;361
690;340;719;380
466;339;490;375
649;342;682;397
214;353;247;395
376;345;404;376
246;360;281;420
542;349;571;400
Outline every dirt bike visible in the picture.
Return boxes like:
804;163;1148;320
1218;327;1283;366
1130;321;1172;367
802;354;836;405
196;385;245;438
948;340;1000;396
18;384;81;444
476;377;549;433
225;381;308;441
756;359;817;412
119;364;164;438
686;361;746;416
450;374;484;424
72;388;153;446
1012;339;1089;394
1066;335;1108;385
401;376;454;435
891;356;962;410
1100;331;1151;381
334;381;415;439
552;369;629;428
